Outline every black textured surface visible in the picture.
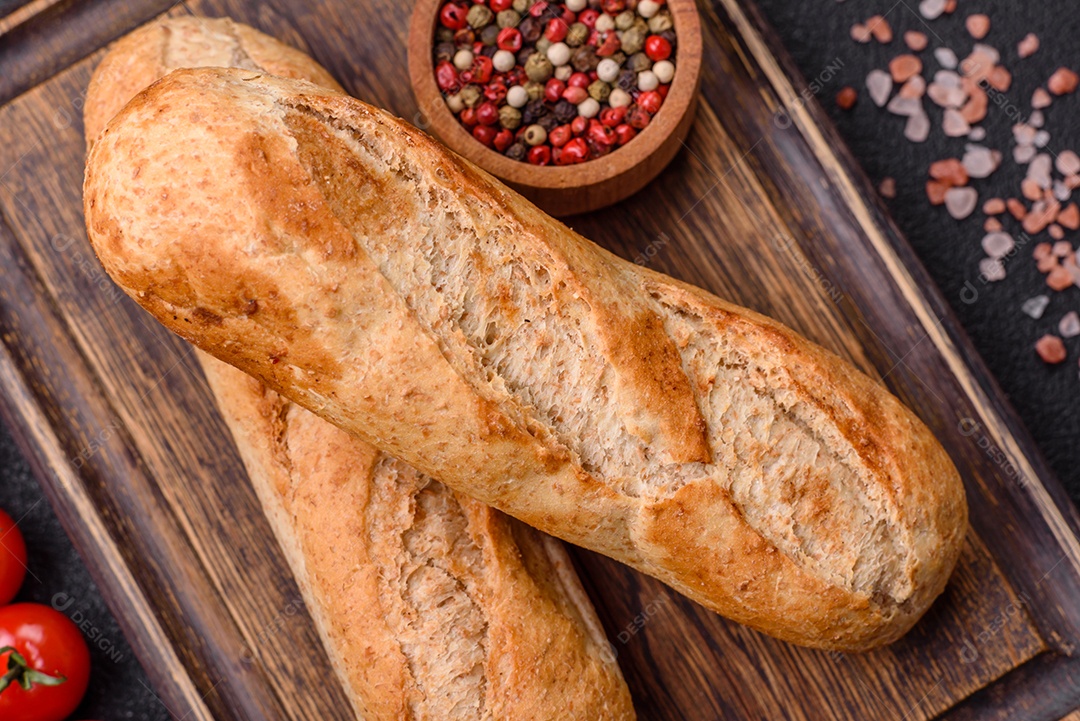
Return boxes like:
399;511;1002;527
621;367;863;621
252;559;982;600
0;424;169;720
754;0;1080;499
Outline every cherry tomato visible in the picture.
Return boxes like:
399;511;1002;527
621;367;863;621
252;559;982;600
0;510;27;605
0;604;90;721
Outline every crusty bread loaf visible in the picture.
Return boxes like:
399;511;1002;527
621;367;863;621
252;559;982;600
84;66;968;651
84;18;634;720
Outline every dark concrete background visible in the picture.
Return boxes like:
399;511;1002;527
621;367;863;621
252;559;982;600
0;1;1078;718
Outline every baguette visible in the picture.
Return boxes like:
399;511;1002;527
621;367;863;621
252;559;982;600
84;18;634;720
84;66;968;651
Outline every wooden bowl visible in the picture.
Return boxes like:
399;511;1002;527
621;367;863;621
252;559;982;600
408;0;702;216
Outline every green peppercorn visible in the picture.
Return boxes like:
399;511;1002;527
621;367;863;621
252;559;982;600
648;11;673;34
565;22;589;47
512;0;530;12
524;80;545;100
466;4;494;29
620;26;646;55
535;36;552;55
480;24;500;45
588;79;612;102
615;10;635;30
459;85;483;108
627;51;652;73
524;52;554;82
499;105;523;129
436;27;455;43
610;50;627;66
496;9;521;28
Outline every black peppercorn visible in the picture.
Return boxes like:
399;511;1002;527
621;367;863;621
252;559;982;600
480;45;498;59
480;24;500;46
519;16;542;43
660;29;677;53
506;142;528;161
553;99;577;123
617;68;637;92
435;42;456;63
538;114;558;131
571;46;598;72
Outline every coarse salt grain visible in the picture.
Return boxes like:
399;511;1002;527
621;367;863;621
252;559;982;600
983;231;1016;258
920;0;946;20
1035;334;1067;364
1057;151;1080;176
1060;311;1080;338
980;257;1007;281
934;48;958;70
1022;295;1050;319
945;187;978;219
1018;33;1040;58
965;14;990;40
866;69;892;107
905;31;928;51
905;111;931;143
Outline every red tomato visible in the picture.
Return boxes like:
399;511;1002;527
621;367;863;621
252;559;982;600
0;604;91;721
0;509;27;605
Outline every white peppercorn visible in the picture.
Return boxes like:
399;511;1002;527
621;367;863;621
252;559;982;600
506;85;529;108
595;13;615;32
453;49;474;71
493;49;516;72
637;0;660;18
596;58;621;83
608;87;632;108
652;59;675;84
547;41;571;66
523;124;548;145
637;69;659;91
577;97;601;118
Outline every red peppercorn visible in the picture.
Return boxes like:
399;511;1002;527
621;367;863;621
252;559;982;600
588;122;616;146
471;55;494;84
627;105;651;129
600;106;626;127
600;0;625;14
473;124;497;146
596;32;621;56
549;124;573;147
587;29;601;46
562;86;588;104
657;84;670;100
545;18;568;42
453;28;475;45
527;145;552;165
615;123;636;145
459;107;479;126
567;72;590;89
637;90;662;114
561;137;589;163
578;9;599;27
493;128;514;151
476;101;500;125
490;0;512;10
497;27;522;52
484;82;507;103
439;2;468;30
571;116;588;135
436;61;460;92
645;35;672;61
545;78;567;103
528;0;548;16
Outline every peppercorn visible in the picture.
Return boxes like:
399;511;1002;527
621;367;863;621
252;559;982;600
627;104;650;129
628;52;651;72
600;105;626;126
523;123;548;145
545;78;567;102
523;98;547;123
516;47;533;66
524;52;554;81
497;9;522;28
506;142;528;161
436;27;455;44
578;97;600;117
477;101;500;125
484;80;508;102
524;81;546;100
615;123;636;145
571;115;588;135
553;99;577;123
637;89;662;114
512;0;530;12
459;84;483;107
637;70;659;91
499;104;523;129
616;68;637;91
549;124;572;146
480;24;500;46
436;61;460;92
519;16;542;43
608;87;631;108
527;145;552;165
615;10;635;30
440;2;468;30
460;107;478;126
595;13;615;32
436;42;457;63
473;124;497;146
571;46;598;71
619;25;646;55
561;137;589;163
566;22;589;47
610;50;626;66
467;4;494;29
563;86;588;104
660;29;677;53
538;114;559;131
545;18;568;42
651;11;673;32
588;79;611;101
453;28;475;45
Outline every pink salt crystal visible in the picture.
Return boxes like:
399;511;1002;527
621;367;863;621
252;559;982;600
1060;311;1080;338
943;108;971;137
1035;335;1067;364
1018;33;1040;59
969;126;986;141
963;144;998;178
866;69;893;107
945;187;978;219
1015;144;1037;164
920;0;946;19
980;257;1006;281
1032;88;1052;108
982;231;1015;258
1028;154;1053;188
905;111;931;142
1053;240;1074;257
887;95;922;116
934;48;958;70
1057;151;1080;176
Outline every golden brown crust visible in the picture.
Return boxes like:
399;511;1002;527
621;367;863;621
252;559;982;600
84;66;968;651
84;19;633;719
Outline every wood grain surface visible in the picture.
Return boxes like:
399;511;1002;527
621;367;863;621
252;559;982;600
0;0;1078;719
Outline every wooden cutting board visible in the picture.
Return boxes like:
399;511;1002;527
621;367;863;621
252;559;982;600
1;0;1080;719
